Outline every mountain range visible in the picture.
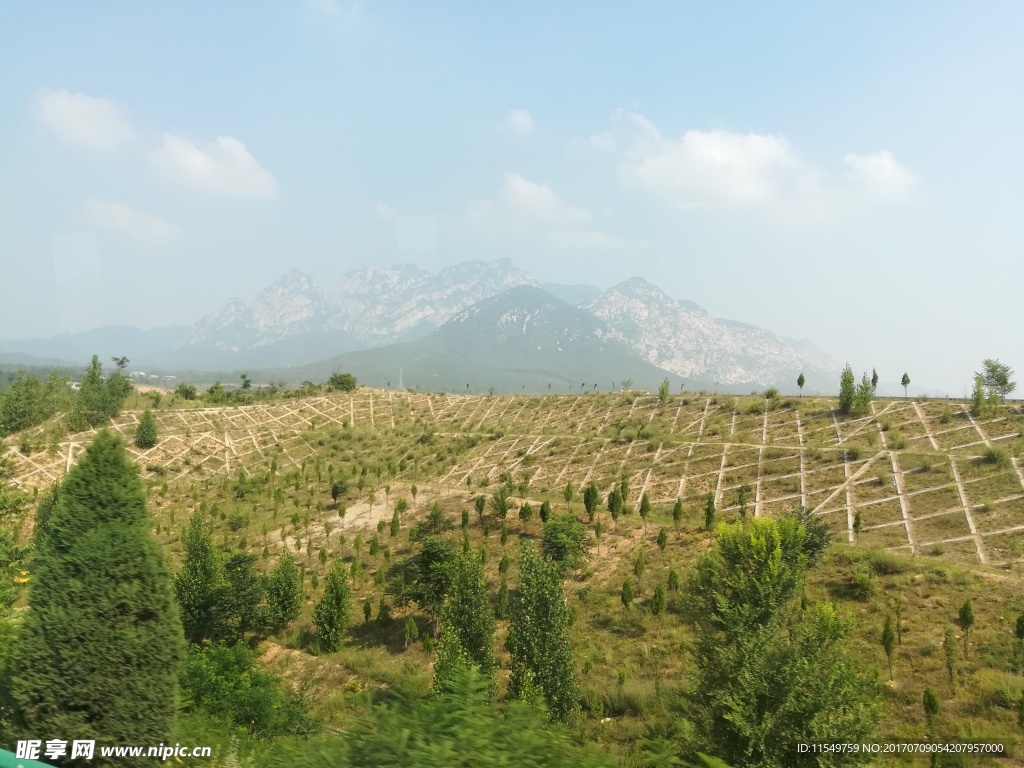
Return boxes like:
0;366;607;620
0;259;839;393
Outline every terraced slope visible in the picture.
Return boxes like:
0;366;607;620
4;392;1022;567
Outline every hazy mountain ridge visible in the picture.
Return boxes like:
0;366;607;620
325;258;539;345
275;285;690;393
1;259;837;389
584;278;838;387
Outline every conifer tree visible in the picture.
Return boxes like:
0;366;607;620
923;688;939;738
651;583;666;617
539;499;552;525
704;492;716;532
134;409;158;448
607;489;623;525
582;482;599;522
672;497;683;533
175;511;225;644
667;568;680;592
639;492;651;531
881;614;897;679
507;541;579;722
314;560;351;652
519;501;534;531
474;494;487;525
12;431;185;752
797;372;805;397
838;364;856;415
958;599;975;659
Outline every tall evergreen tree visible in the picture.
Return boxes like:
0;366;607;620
507;541;579;722
11;431;185;757
314;560;351;653
175;512;225;644
901;372;910;398
881;614;897;679
432;551;496;694
582;482;600;522
533;499;548;524
958;599;975;659
704;492;716;532
134;409;158;448
797;372;805;397
838;364;856;415
639;492;651;531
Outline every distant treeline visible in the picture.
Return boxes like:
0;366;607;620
0;356;132;438
0;361;360;439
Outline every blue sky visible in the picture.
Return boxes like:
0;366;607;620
1;1;1021;393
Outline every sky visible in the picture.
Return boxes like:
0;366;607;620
0;1;1021;394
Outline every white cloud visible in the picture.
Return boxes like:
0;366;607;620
34;89;134;151
502;109;536;135
498;173;589;225
569;132;616;153
468;173;636;252
83;200;180;242
619;114;918;219
375;202;400;220
843;151;918;203
151;134;277;199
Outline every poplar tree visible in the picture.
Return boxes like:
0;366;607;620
12;431;185;753
314;560;351;652
432;551;496;694
175;512;225;644
266;554;303;632
507;542;579;722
